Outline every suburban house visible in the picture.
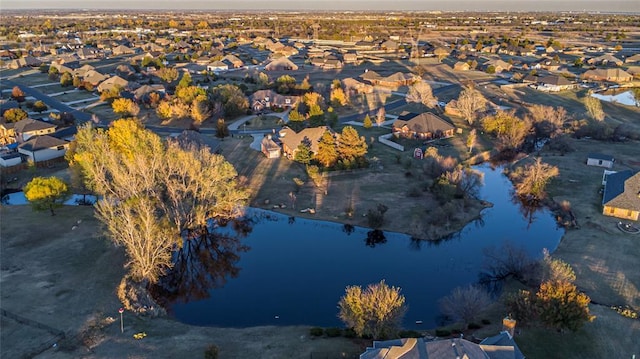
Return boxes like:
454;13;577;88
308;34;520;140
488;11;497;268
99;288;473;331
10;118;56;141
587;153;614;169
374;72;416;88
392;112;456;140
97;75;129;93
587;54;623;67
17;135;69;162
82;70;108;87
360;332;525;359
625;53;640;64
278;126;333;158
260;135;281;159
484;58;512;73
0;151;22;167
341;77;374;94
453;61;470;71
251;90;300;112
582;68;633;83
602;170;640;221
222;54;244;68
265;57;298;71
535;75;575;92
111;44;136;55
207;60;229;72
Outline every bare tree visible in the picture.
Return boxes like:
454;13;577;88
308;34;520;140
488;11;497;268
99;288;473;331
406;81;437;108
455;86;487;125
584;96;605;121
512;158;560;201
439;285;492;329
527;105;567;139
466;129;477;153
376;107;386;127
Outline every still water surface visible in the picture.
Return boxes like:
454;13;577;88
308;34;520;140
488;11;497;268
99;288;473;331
166;164;564;328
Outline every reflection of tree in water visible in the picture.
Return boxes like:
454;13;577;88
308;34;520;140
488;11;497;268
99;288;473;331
343;224;355;235
152;218;252;306
365;229;386;247
407;231;461;251
514;196;545;228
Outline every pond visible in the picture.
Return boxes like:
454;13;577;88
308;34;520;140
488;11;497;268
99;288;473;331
160;164;564;329
591;90;639;107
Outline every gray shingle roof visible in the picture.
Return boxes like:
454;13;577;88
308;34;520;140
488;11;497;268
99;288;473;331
603;171;640;212
18;135;68;152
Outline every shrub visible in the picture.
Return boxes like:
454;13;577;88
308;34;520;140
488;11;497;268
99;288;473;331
309;327;324;337
325;327;342;337
435;329;451;337
343;328;357;338
398;330;423;338
204;344;219;359
468;322;482;329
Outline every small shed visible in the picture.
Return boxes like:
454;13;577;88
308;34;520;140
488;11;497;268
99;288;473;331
587;153;614;169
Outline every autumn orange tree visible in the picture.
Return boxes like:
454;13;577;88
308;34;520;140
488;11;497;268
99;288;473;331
536;280;594;332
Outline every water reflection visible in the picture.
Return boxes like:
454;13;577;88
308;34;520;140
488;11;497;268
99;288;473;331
365;229;386;247
343;224;355;235
153;219;252;306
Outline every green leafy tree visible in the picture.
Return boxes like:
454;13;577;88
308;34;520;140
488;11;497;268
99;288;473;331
486;65;496;74
338;280;406;339
363;114;373;128
275;74;296;94
33;100;48;113
60;71;73;87
210;84;249;117
178;71;193;88
3;108;28;123
536;280;595;332
216;118;229;138
337;126;368;166
293;137;313;165
315;131;338;168
24;176;70;215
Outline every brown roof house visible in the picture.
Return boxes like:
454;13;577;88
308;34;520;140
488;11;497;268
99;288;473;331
251;90;300;112
392;112;456;140
11;118;56;141
602;171;640;221
453;61;470;71
97;75;129;93
260;134;281;159
535;75;575;92
265;57;298;71
18;135;69;163
582;68;633;83
278;126;333;159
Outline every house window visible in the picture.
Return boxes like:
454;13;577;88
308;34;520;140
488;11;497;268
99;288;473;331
57;145;65;151
598;160;603;165
628;210;633;217
609;207;615;214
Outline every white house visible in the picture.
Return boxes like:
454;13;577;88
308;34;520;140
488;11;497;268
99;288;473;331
0;151;22;167
587;153;614;169
18;135;69;162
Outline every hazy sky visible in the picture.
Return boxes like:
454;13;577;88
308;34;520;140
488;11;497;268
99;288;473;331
2;0;639;12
